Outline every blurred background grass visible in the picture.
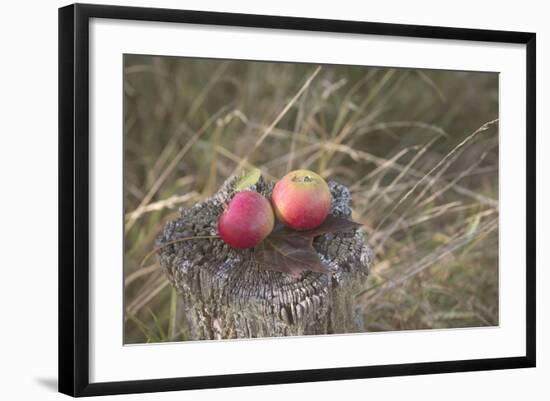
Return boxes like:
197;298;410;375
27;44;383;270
123;55;499;343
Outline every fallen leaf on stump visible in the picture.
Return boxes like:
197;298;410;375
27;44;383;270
234;167;262;191
254;215;361;277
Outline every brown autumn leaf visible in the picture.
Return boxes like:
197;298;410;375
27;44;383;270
254;215;362;277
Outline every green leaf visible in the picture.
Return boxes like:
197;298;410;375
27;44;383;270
234;168;262;191
254;215;361;277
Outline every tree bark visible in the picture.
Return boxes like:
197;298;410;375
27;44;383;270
157;175;372;340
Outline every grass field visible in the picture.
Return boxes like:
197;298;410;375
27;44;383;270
123;55;499;343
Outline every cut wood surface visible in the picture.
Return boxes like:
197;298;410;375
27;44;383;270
157;175;372;340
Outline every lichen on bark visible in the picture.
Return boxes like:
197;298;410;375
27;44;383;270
157;175;372;340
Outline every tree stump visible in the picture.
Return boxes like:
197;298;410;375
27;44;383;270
157;175;372;340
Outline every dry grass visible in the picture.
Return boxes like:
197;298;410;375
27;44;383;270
123;55;499;343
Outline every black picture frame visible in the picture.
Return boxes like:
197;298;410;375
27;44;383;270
59;3;536;397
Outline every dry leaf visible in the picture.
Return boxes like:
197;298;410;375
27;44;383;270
254;215;361;277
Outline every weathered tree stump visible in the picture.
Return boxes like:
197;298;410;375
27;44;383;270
157;175;372;340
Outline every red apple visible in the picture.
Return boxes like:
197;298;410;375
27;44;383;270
272;169;331;231
218;191;275;249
